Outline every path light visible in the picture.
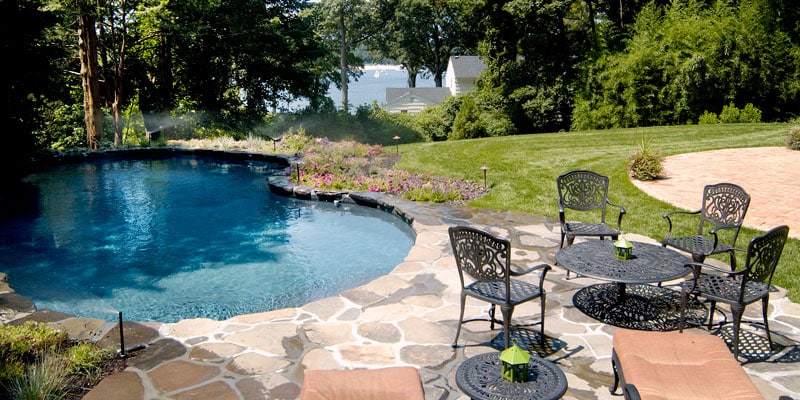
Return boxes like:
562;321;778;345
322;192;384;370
271;136;282;151
393;136;401;154
481;166;489;189
293;161;304;183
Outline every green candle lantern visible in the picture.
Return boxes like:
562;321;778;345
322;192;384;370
500;340;531;383
614;237;634;259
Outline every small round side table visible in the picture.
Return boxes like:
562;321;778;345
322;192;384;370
456;352;568;400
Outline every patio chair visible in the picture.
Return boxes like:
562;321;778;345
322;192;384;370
679;225;789;359
449;226;551;349
557;170;626;278
662;182;750;270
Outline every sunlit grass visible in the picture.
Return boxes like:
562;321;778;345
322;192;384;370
396;123;800;302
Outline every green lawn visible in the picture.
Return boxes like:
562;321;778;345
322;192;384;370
395;123;800;303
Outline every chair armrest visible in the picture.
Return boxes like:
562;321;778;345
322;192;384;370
606;199;626;231
622;384;641;400
510;263;550;276
685;261;745;283
662;209;701;235
557;198;566;224
510;263;551;286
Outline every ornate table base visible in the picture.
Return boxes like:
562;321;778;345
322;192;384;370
573;283;707;331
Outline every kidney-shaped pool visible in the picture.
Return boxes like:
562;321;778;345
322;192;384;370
0;154;415;322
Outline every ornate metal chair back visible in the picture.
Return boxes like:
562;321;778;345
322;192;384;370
448;226;511;290
699;183;750;240
557;170;610;220
741;225;789;297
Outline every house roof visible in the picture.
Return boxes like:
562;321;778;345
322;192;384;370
385;87;452;104
448;56;487;79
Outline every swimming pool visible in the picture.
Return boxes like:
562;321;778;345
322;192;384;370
0;154;415;322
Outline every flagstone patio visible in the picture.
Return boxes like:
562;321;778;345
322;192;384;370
8;194;797;400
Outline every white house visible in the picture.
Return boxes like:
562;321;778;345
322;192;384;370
384;87;452;114
444;56;487;96
385;56;487;114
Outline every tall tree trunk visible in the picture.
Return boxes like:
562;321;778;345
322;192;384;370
339;9;349;113
78;6;102;149
406;68;418;88
111;31;126;146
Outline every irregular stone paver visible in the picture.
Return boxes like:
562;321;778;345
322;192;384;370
170;381;238;400
148;360;221;394
128;338;187;371
83;371;145;400
227;352;290;375
357;321;401;343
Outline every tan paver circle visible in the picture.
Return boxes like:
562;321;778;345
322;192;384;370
631;146;800;238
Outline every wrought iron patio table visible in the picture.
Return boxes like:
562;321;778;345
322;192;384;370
555;240;706;330
456;352;568;400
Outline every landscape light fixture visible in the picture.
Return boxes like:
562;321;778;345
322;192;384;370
481;166;489;188
393;136;401;154
272;136;282;151
293;161;303;183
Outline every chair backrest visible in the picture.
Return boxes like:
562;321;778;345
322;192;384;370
699;183;750;240
557;170;610;220
743;225;789;288
448;226;511;290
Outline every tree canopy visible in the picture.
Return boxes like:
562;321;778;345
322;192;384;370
2;0;799;155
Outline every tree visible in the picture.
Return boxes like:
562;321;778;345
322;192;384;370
314;0;381;113
1;0;70;167
76;0;103;148
135;0;330;133
370;0;481;88
571;0;800;129
474;0;589;133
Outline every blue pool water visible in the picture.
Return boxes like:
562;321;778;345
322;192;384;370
0;156;415;322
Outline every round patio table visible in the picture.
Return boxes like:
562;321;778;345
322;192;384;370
456;352;568;400
555;240;706;330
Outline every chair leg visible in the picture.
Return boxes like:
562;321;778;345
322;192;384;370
762;297;773;350
452;293;467;348
708;301;717;329
540;294;546;345
501;305;513;349
731;304;745;359
610;355;620;394
564;234;575;279
489;305;497;330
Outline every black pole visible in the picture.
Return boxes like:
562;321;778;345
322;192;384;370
118;311;126;358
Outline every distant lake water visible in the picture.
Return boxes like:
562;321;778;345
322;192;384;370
283;65;438;113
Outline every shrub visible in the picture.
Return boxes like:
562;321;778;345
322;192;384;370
698;111;719;125
719;102;741;123
0;322;68;381
787;126;800;150
6;352;69;400
627;137;665;181
739;103;762;123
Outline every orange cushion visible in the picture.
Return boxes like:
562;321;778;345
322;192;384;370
300;366;424;400
613;329;764;400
